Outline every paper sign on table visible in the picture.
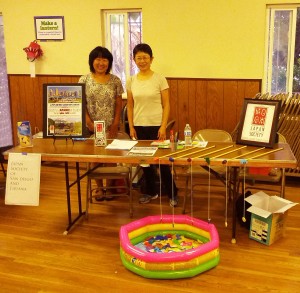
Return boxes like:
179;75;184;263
5;153;41;206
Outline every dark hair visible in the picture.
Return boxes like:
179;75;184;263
133;43;153;58
88;46;113;74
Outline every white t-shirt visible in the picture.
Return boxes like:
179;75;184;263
126;72;169;126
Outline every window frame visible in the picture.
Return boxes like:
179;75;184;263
263;5;298;94
102;9;142;95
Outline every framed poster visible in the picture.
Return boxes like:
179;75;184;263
236;99;281;148
43;83;88;139
34;16;65;41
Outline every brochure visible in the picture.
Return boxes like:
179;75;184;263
151;140;170;148
127;147;158;156
17;121;33;147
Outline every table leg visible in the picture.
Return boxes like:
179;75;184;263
63;162;85;235
75;162;83;214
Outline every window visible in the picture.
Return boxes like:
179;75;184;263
264;5;300;94
103;10;142;89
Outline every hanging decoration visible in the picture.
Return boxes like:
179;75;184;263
23;40;43;62
23;40;43;77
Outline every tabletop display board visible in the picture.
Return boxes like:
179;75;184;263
43;83;88;139
5;153;41;206
236;99;281;148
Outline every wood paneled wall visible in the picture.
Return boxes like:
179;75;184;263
168;78;260;139
7;75;261;144
8;75;80;145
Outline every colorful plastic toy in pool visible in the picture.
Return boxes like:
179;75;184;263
119;214;220;279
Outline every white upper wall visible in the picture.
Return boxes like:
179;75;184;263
1;0;298;78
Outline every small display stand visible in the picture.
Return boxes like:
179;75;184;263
94;121;106;146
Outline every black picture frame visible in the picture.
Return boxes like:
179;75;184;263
43;83;88;139
34;16;65;41
236;99;281;148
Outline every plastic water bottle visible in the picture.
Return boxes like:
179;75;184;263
184;123;192;146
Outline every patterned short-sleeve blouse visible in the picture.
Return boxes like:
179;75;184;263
79;73;123;129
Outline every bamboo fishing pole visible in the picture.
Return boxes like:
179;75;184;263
158;145;200;158
233;147;265;159
249;147;284;159
174;145;216;159
192;145;234;159
212;145;248;159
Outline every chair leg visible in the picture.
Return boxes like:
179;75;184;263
131;165;142;186
227;167;233;201
1;161;6;177
86;177;91;219
129;180;133;218
128;166;133;217
280;168;286;198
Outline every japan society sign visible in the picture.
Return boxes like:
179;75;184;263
236;99;281;148
242;104;274;142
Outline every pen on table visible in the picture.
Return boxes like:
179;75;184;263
174;132;178;143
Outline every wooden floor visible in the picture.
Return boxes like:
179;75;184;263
0;163;299;293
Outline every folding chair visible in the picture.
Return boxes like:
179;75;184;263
238;133;287;197
86;131;133;218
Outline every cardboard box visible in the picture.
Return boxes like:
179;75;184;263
245;191;298;245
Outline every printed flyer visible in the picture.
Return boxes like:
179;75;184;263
43;84;86;138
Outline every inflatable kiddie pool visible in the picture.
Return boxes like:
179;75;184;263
120;214;220;279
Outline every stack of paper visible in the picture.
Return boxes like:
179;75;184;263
105;139;138;150
151;140;170;148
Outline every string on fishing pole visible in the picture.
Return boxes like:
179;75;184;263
240;159;247;223
205;157;211;223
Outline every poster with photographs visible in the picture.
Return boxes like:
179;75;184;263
43;83;87;138
236;99;281;148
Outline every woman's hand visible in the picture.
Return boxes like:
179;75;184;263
130;127;137;140
108;123;119;138
158;126;166;140
87;121;94;133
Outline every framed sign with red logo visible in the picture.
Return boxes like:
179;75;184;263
236;99;281;148
94;121;107;146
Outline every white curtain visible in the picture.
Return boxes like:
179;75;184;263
0;15;13;148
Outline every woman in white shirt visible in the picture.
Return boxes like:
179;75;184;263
126;43;178;207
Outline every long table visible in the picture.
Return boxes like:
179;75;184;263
4;138;297;242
